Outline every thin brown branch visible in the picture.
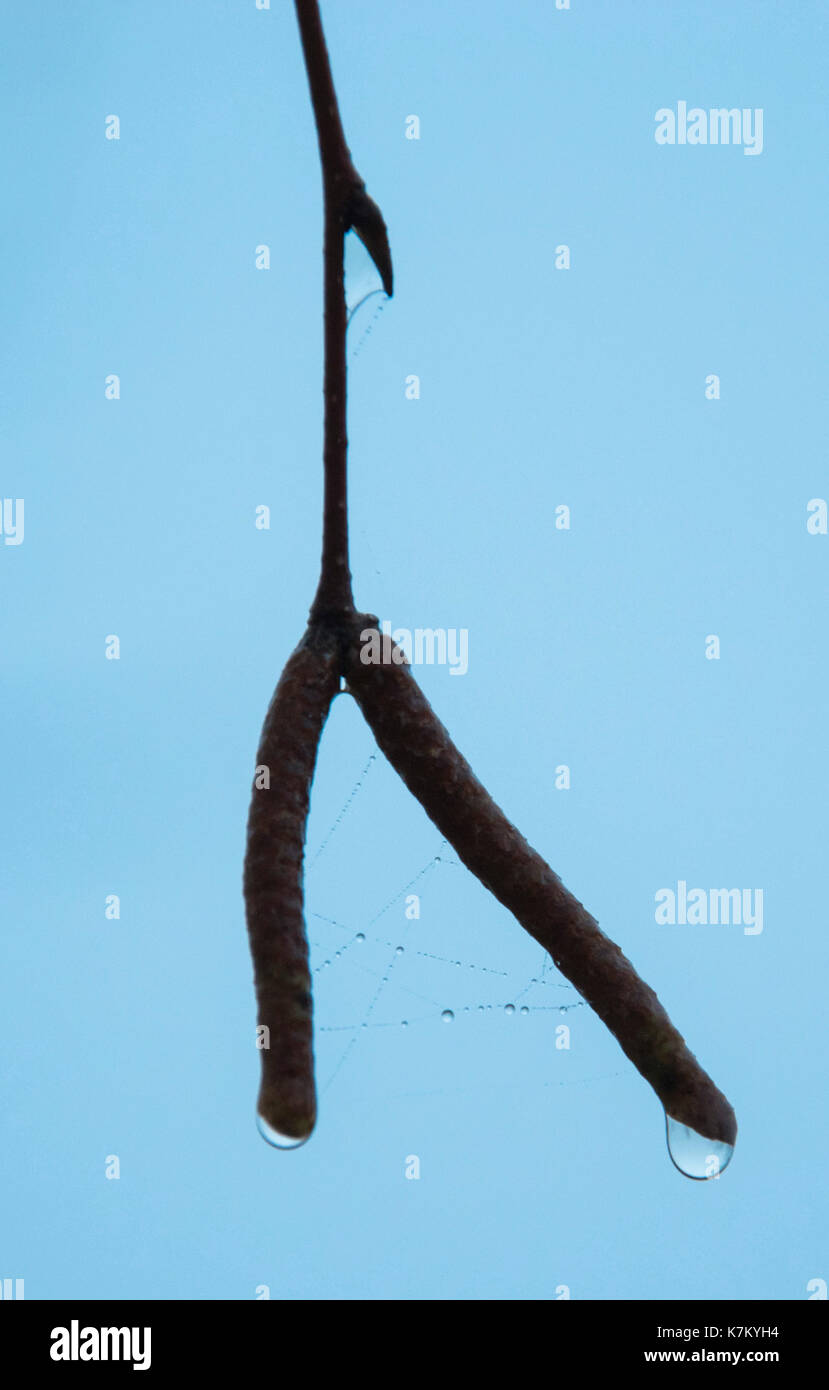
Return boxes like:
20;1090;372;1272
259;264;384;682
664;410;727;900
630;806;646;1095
294;0;353;186
295;0;392;622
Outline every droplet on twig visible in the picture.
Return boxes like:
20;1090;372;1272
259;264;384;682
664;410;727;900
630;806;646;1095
345;229;388;351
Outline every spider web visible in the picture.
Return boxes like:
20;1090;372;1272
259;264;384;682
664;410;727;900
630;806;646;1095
303;738;626;1107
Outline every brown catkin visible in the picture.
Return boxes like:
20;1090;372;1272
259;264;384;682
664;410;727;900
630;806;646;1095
344;616;736;1147
243;625;340;1141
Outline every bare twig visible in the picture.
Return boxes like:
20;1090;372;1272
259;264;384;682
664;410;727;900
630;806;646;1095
294;0;392;622
242;1;737;1162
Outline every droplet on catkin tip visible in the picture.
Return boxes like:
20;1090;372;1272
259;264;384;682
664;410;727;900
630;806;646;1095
256;1112;311;1151
665;1113;734;1180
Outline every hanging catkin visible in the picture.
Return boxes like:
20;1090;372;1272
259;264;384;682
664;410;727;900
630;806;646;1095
343;617;736;1147
243;626;340;1143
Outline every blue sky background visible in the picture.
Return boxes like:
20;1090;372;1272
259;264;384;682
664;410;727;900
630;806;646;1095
1;0;827;1300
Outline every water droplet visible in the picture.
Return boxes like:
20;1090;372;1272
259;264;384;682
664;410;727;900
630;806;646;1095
478;1004;485;1013
401;1019;408;1027
505;1003;515;1015
520;1006;529;1016
665;1114;735;1180
356;932;366;943
435;855;441;863
361;1022;368;1029
256;1113;310;1150
441;1009;454;1024
395;945;404;955
345;229;387;342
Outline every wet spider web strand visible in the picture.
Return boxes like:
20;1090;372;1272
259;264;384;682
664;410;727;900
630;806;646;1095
306;783;581;1090
308;850;584;1093
307;752;377;866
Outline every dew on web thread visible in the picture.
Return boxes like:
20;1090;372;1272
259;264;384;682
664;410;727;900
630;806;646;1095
308;752;377;867
306;844;585;1100
303;762;583;1097
299;838;686;1172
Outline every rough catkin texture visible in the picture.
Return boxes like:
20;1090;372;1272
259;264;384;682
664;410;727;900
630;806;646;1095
243;625;340;1140
344;617;736;1147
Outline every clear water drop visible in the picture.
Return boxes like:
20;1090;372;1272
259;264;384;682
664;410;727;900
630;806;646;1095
520;1006;529;1016
356;933;365;943
345;229;387;336
441;1009;454;1024
478;1004;485;1013
401;1019;408;1027
665;1114;735;1180
505;1003;515;1016
256;1113;310;1150
395;945;404;955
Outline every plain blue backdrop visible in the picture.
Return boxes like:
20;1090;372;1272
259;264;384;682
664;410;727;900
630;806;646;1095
1;0;827;1299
